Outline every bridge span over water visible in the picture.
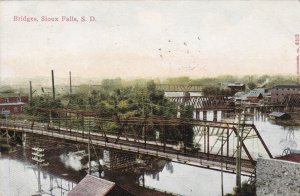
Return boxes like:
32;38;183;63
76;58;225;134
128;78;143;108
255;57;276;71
0;109;272;176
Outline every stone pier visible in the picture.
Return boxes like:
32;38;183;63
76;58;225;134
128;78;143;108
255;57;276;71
203;111;207;121
213;111;217;121
256;158;300;196
103;150;136;170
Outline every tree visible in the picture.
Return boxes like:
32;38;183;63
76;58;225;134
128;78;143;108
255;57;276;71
226;181;256;196
202;86;220;96
247;82;257;90
180;105;194;148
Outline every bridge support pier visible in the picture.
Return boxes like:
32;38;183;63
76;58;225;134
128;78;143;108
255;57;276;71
203;111;207;121
213;111;218;121
103;150;136;170
22;132;27;147
196;111;200;120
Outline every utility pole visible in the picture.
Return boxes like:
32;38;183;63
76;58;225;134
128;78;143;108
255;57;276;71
29;81;33;106
295;34;299;84
51;70;55;100
32;147;48;195
142;91;145;141
236;108;246;194
137;88;147;141
69;71;72;95
236;109;242;193
88;119;91;174
221;129;224;196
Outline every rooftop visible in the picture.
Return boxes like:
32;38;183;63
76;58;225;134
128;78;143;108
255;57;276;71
68;175;116;196
247;91;263;98
0;93;28;98
0;102;26;106
234;91;246;97
224;82;245;87
269;111;290;118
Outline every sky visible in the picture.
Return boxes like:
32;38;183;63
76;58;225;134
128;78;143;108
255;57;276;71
1;1;300;82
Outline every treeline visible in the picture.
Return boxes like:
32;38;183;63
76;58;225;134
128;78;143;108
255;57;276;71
162;74;297;87
24;79;195;148
0;74;296;95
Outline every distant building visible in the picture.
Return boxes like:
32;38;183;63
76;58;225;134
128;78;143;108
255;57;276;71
270;84;300;103
269;112;291;120
0;94;29;116
246;91;263;103
221;82;245;94
251;88;268;96
234;88;267;103
234;91;247;102
68;175;132;196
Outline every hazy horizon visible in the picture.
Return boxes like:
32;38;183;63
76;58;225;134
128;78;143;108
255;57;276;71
0;73;297;88
1;1;300;81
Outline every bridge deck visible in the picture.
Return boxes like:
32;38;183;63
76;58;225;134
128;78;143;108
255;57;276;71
0;120;256;175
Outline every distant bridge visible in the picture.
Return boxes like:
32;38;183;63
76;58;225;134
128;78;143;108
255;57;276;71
168;95;235;111
156;84;204;92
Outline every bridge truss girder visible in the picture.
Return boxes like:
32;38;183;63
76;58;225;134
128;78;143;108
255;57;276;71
0;108;273;175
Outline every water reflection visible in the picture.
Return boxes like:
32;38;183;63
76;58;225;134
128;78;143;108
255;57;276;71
253;111;300;156
60;151;87;171
0;157;75;196
141;161;247;196
279;127;297;151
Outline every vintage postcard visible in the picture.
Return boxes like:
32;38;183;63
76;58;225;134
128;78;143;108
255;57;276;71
1;1;300;196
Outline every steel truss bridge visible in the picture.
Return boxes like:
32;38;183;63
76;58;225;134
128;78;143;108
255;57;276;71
156;84;204;92
168;96;235;111
167;95;288;112
0;108;272;176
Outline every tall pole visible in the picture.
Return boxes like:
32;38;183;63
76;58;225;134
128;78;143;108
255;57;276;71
29;81;33;106
221;129;224;196
38;168;41;194
236;110;241;192
142;91;145;141
88;119;91;174
297;48;299;84
295;34;299;84
51;70;55;100
69;71;72;95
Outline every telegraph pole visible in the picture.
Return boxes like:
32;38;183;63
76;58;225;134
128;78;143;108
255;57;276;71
142;91;145;141
32;147;48;195
221;129;224;196
236;109;242;193
295;34;299;84
137;88;147;141
69;71;72;95
51;70;55;100
88;119;91;174
29;81;33;106
236;108;246;194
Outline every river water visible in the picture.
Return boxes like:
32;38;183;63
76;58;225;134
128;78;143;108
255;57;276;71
0;110;299;196
0;157;75;196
